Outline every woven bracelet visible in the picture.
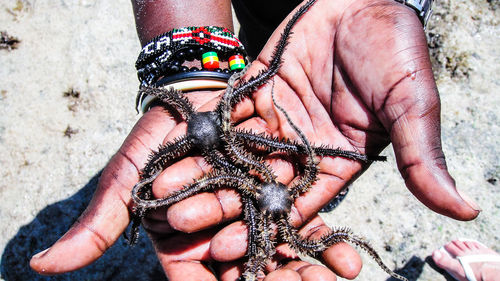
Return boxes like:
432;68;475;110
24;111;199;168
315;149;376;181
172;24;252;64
136;26;248;87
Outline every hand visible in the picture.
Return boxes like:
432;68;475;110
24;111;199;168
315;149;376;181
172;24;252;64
253;0;480;219
30;0;480;279
29;92;360;280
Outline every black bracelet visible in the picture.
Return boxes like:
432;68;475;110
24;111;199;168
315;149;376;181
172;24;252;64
136;26;248;87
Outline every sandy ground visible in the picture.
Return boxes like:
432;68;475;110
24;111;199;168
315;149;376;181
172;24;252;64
0;0;498;280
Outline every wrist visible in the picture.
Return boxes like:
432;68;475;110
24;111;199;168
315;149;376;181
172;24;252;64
393;0;433;28
135;25;247;89
340;0;431;29
132;0;233;46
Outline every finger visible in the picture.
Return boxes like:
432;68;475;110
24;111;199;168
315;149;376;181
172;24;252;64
291;173;353;226
210;216;363;280
153;230;218;281
30;107;176;274
210;221;248;262
168;192;226;233
166;154;294;233
297;265;337;281
297;215;362;279
335;3;480;220
284;261;337;281
265;243;298;273
218;261;244;281
264;268;301;281
387;91;480;220
142;213;174;235
385;83;480;220
152;156;209;199
164;262;216;281
376;42;480;219
229;91;256;123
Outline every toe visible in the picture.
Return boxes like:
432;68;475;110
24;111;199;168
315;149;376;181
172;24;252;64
453;240;471;252
432;248;467;281
464;240;483;251
444;241;467;257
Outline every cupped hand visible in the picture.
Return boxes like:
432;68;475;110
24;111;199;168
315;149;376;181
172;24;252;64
30;0;480;279
29;90;361;280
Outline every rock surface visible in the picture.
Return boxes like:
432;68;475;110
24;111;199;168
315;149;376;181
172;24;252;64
0;0;498;280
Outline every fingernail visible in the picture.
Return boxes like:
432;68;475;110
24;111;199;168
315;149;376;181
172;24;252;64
32;248;50;259
457;189;482;212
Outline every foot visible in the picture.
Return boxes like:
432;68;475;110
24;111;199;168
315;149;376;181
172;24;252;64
432;239;500;281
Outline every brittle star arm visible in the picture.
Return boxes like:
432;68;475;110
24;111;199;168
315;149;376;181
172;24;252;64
138;87;195;120
276;215;409;281
141;136;194;177
234;131;387;162
269;78;319;197
220;0;318;109
134;87;196;178
218;67;276;182
215;0;318;183
128;137;193;243
243;197;259;259
203;149;241;172
132;170;260;209
130;170;257;245
241;199;276;281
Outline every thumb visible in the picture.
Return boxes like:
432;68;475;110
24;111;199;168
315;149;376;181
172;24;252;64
29;164;133;274
30;107;174;274
382;68;480;221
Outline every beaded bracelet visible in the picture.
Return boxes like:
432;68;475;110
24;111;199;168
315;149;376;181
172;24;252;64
136;26;248;87
135;26;249;113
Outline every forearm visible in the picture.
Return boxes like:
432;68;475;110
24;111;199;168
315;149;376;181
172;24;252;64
132;0;234;46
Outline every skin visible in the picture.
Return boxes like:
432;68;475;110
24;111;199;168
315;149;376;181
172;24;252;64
432;240;500;281
30;0;481;280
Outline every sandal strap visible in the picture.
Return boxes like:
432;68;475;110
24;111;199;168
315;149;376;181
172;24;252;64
457;255;500;281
